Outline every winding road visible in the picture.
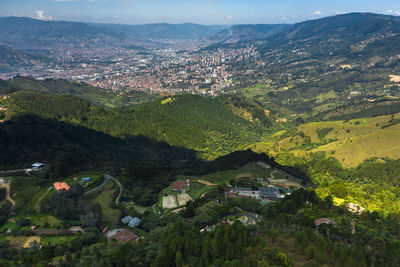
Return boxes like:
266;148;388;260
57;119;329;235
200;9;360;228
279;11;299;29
83;174;123;205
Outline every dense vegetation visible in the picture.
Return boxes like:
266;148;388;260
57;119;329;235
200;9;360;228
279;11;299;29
4;90;273;160
1;187;399;266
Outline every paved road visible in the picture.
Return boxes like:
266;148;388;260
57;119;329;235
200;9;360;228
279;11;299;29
83;174;123;205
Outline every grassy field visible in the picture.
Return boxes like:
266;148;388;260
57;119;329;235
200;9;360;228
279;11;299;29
187;182;215;199
41;236;76;246
86;180;121;226
250;113;400;167
201;162;273;184
10;176;48;212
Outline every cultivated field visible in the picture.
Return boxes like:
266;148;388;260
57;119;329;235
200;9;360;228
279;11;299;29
177;193;192;206
162;195;177;209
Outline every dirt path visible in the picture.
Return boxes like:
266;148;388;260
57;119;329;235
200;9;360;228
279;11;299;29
0;183;16;207
35;187;51;211
197;180;216;186
270;170;278;179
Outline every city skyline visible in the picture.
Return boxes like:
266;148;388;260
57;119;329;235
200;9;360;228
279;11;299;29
2;0;400;25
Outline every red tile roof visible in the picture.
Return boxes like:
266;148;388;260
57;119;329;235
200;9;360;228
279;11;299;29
53;182;70;191
172;181;184;191
109;229;138;243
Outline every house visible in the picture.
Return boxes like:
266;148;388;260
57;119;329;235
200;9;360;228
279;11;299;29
108;229;138;243
259;186;282;200
172;181;184;191
31;163;45;171
315;218;336;226
53;182;70;191
0;178;4;185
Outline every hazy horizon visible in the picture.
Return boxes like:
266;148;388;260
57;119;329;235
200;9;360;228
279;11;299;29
2;0;400;25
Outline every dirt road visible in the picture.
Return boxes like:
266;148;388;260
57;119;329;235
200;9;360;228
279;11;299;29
0;183;15;207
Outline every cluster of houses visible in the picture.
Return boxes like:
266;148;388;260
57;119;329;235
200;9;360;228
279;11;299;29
227;185;285;201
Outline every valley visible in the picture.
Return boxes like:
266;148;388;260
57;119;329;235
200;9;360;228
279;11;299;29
1;10;400;267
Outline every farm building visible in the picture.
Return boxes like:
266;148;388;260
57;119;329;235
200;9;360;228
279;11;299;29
172;181;184;191
229;187;260;199
259;186;282;200
53;182;70;191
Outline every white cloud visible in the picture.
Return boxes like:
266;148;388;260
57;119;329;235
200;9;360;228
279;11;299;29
35;10;53;20
313;11;322;16
387;10;400;15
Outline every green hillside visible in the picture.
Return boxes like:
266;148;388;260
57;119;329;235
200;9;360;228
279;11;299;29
0;76;155;108
4;90;274;160
249;113;400;167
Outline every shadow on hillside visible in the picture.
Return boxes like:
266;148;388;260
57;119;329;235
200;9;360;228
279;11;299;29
0;114;312;184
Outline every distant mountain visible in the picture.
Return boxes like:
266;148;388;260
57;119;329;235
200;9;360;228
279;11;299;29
210;24;290;43
261;13;400;58
95;23;227;41
0;17;128;49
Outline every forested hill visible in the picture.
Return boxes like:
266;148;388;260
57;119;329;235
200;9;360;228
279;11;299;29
0;17;128;49
259;12;400;60
0;77;155;108
4;91;274;160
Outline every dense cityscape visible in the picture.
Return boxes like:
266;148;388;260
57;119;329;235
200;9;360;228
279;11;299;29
1;45;259;95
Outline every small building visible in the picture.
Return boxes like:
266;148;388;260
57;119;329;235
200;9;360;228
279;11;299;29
31;163;45;171
109;229;138;243
0;178;4;185
53;182;70;192
185;179;191;187
172;181;184;191
347;203;365;214
81;177;91;182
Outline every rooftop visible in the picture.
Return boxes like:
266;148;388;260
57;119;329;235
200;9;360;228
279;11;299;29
53;182;70;191
109;229;138;243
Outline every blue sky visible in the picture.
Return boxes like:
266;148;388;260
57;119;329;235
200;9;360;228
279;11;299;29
2;0;400;24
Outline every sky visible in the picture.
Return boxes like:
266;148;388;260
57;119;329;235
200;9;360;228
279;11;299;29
2;0;400;25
